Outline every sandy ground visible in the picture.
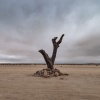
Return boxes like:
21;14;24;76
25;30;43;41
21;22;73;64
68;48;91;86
0;64;100;100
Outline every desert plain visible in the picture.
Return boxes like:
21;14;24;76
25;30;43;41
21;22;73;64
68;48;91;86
0;64;100;100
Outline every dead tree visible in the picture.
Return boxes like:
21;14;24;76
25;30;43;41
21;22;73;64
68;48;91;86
39;34;64;69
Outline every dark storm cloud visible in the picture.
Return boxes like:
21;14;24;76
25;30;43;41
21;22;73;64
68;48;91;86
68;33;100;57
0;0;100;63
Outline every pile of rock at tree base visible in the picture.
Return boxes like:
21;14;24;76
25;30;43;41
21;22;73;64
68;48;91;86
33;68;68;78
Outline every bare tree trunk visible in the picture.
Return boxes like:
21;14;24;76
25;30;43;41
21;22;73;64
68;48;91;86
39;34;64;69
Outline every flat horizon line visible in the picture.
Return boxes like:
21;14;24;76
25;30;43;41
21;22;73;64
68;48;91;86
0;63;100;65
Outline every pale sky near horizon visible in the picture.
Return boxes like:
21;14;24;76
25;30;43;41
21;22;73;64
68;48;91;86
0;0;100;63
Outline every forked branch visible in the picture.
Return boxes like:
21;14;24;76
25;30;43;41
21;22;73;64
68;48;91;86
39;34;64;69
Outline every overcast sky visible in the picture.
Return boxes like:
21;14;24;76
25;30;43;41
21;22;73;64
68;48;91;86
0;0;100;63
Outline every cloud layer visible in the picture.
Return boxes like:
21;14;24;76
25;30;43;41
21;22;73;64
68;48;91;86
0;0;100;63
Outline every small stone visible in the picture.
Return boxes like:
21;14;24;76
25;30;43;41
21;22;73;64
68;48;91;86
54;72;59;76
44;70;48;76
60;78;64;80
63;73;69;76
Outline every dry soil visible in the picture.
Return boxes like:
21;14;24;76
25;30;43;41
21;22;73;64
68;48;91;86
0;64;100;100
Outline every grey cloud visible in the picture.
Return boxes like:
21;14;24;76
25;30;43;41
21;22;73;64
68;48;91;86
69;33;100;57
0;0;100;63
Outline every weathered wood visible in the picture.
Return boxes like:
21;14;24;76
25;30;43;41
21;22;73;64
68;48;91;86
39;49;52;69
39;34;64;69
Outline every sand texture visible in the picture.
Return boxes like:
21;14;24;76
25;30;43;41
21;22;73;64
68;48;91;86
0;64;100;100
